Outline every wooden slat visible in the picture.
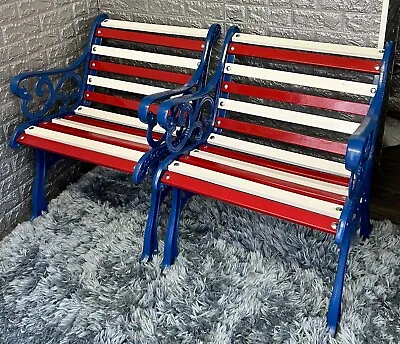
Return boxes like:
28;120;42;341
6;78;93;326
162;171;338;234
96;27;205;51
229;43;381;74
215;117;347;155
222;81;369;116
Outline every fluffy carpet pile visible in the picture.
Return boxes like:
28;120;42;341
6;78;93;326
1;167;399;343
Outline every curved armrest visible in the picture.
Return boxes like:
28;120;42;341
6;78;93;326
345;40;395;173
10;14;108;119
137;23;221;125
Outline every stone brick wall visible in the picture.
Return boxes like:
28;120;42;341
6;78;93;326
98;0;384;47
0;0;97;236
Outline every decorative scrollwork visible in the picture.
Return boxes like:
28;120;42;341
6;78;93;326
164;95;214;153
12;68;85;120
132;144;171;184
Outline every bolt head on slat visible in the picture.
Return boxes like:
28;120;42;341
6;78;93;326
88;78;92;82
165;174;171;180
342;196;347;201
370;88;377;94
78;107;83;111
210;135;215;140
92;62;96;67
29;126;34;130
331;222;338;230
375;65;380;71
336;207;343;212
86;93;90;97
223;84;228;90
226;66;231;71
201;44;205;49
173;162;179;167
230;46;235;51
235;34;240;38
92;47;96;52
20;135;25;140
219;101;224;106
216;120;221;125
97;30;101;34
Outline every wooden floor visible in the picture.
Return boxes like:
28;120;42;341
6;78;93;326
371;145;400;224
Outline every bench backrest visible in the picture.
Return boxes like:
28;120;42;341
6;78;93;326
212;31;386;171
78;16;218;129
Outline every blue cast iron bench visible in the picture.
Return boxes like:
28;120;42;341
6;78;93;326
139;26;395;334
10;14;220;218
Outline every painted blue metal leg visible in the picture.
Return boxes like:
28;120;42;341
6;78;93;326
31;149;47;219
327;233;352;336
162;188;183;269
360;190;372;239
141;188;163;262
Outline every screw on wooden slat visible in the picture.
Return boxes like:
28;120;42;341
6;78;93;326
375;65;380;71
88;78;92;82
223;84;228;90
42;121;48;125
78;107;83;111
92;62;96;67
194;149;199;152
20;135;25;140
173;162;179;166
203;145;207;149
29;126;34;130
342;196;347;201
197;61;200;66
165;174;170;180
370;88;377;94
209;135;215;140
336;207;343;212
331;222;338;230
86;93;90;97
97;30;101;34
219;101;224;106
230;46;235;51
103;19;108;22
201;44;205;49
93;47;96;52
216;120;221;125
235;34;240;38
226;66;231;71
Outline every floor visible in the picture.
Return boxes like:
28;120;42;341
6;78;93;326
371;144;400;224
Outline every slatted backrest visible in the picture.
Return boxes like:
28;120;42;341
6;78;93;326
213;33;384;163
80;18;211;126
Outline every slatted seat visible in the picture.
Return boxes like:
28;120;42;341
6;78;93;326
141;26;395;335
10;14;220;218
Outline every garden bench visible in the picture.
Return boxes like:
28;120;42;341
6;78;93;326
10;14;220;218
140;26;395;334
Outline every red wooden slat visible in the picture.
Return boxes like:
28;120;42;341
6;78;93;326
17;135;136;173
162;171;337;235
179;155;345;205
83;91;159;113
222;82;369;116
96;27;205;52
215;117;347;155
229;43;381;74
38;122;150;152
200;144;350;187
89;60;191;85
63;114;164;141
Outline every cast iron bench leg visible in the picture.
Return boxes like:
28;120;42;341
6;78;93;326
31;149;47;219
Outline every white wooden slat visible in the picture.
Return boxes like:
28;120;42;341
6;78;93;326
207;134;350;178
168;162;342;218
91;45;200;69
224;63;377;97
231;34;383;60
378;0;390;50
101;19;209;38
218;98;360;135
74;106;165;133
87;75;168;95
24;126;144;162
190;149;348;196
51;118;149;146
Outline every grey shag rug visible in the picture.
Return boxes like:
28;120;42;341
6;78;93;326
1;167;400;344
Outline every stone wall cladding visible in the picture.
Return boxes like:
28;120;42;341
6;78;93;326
99;0;384;47
0;0;97;236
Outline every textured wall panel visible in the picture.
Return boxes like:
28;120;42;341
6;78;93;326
0;0;96;236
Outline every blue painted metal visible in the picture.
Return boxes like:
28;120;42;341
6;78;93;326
327;40;395;335
138;24;222;149
154;26;240;151
31;149;47;219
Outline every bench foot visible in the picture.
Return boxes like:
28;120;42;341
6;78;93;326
327;233;351;336
31;149;47;219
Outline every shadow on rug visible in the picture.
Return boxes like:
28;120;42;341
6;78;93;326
1;167;399;344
